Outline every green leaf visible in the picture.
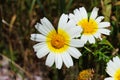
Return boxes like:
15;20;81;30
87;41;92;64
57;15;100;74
99;38;114;49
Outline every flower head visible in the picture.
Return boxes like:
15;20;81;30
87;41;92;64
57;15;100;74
105;56;120;80
30;14;84;69
77;69;94;80
69;7;110;44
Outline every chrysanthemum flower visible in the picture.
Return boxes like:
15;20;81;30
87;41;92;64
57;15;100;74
105;56;120;80
30;14;84;69
69;7;110;44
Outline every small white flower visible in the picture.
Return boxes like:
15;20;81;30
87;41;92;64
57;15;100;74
104;56;120;80
30;14;84;69
69;7;110;44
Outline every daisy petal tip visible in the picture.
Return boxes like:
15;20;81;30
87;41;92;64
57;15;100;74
30;34;35;37
66;65;71;68
61;13;68;17
69;13;74;18
35;23;39;28
69;13;73;16
107;22;111;26
30;37;33;41
107;30;111;35
40;17;48;24
104;77;114;80
94;7;99;11
57;66;62;69
45;63;52;68
75;56;80;59
36;53;43;59
36;53;40;59
80;6;85;9
79;40;85;46
41;17;47;21
90;40;95;44
62;13;66;16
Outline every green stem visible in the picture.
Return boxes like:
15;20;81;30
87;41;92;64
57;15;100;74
84;46;94;55
29;0;36;14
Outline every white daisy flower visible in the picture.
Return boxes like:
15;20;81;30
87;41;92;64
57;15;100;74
30;14;84;69
104;56;120;80
69;7;110;44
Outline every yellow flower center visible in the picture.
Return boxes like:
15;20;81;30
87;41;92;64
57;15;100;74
77;18;98;35
51;34;65;49
114;69;120;80
78;69;94;80
46;29;70;53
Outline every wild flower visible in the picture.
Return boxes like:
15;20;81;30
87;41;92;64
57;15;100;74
30;14;84;69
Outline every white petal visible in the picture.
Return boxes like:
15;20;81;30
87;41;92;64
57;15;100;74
67;19;76;27
58;14;68;30
73;9;82;21
33;42;46;52
36;45;49;58
98;29;110;35
66;26;82;38
45;52;55;67
63;19;76;31
41;17;55;32
87;35;96;44
108;57;120;70
68;47;81;59
30;34;46;42
99;22;110;28
35;23;49;35
113;56;120;67
104;77;114;80
107;61;118;75
69;13;78;23
93;32;102;40
79;7;88;19
55;54;63;69
61;52;73;68
69;39;84;47
106;66;115;77
80;35;88;44
106;56;120;76
90;7;99;19
81;35;95;44
95;16;104;23
106;59;118;77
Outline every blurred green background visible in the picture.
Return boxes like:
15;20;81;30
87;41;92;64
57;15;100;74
0;0;120;80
